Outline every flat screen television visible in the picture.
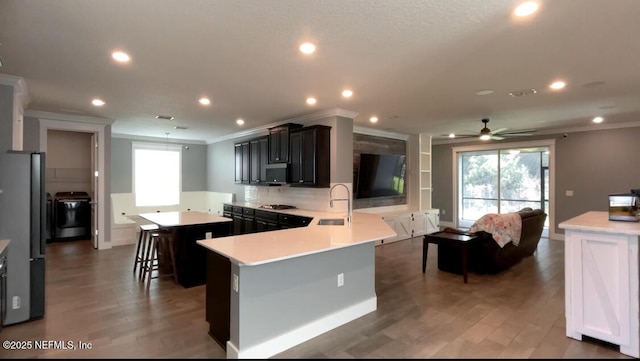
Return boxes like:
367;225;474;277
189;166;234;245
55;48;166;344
355;153;406;199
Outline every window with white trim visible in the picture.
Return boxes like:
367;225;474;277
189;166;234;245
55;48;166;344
132;142;181;207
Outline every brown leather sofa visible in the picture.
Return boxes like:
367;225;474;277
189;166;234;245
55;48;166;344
438;208;547;275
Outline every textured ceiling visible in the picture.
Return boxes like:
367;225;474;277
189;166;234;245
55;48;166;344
1;0;639;143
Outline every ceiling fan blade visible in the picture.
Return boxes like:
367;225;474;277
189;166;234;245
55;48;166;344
502;133;536;137
490;128;508;135
491;135;505;140
440;133;476;138
501;129;538;135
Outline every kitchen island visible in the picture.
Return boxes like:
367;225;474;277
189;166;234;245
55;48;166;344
197;210;395;359
559;211;640;358
139;211;232;288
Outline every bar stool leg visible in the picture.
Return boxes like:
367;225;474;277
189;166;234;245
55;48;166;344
141;231;156;283
133;228;144;274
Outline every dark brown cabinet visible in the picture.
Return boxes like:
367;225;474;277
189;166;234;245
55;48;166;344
290;125;331;187
249;136;268;184
234;141;250;184
268;123;302;164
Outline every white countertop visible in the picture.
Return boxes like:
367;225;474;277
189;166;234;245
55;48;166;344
0;239;9;254
197;211;396;266
139;211;232;227
559;211;640;236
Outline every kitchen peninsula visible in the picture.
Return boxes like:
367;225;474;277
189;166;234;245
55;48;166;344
197;208;395;359
559;211;640;358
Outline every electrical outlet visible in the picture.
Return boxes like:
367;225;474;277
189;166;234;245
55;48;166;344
205;232;213;239
337;273;344;287
13;296;20;309
441;210;446;215
233;274;239;292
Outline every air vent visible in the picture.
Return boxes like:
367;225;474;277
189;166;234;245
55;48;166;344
174;126;188;130
508;88;538;97
155;115;174;120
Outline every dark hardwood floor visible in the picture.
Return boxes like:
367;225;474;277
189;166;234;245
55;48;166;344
0;237;631;359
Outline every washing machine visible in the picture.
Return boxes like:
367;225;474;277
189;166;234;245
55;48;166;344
53;191;92;240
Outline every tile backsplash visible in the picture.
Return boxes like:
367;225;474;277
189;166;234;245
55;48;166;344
245;183;353;214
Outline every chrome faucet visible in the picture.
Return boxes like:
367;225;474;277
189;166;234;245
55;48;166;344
329;183;352;227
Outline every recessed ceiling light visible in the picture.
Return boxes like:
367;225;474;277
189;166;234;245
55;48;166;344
448;133;456;138
306;97;317;105
111;51;130;63
592;116;604;124
299;42;316;55
199;97;211;105
236;119;245;125
369;116;378;123
155;115;174;120
475;89;494;96
342;89;353;98
91;99;105;106
514;1;539;17
549;81;566;90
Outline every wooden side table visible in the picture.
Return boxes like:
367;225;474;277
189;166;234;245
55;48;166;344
423;231;479;283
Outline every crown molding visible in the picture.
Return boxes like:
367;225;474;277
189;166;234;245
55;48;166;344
353;125;410;141
25;109;114;125
112;132;206;145
207;108;359;144
0;74;30;108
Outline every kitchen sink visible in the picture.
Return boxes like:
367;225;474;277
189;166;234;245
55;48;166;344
317;218;345;226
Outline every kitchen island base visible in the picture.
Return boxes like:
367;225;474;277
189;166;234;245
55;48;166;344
205;242;377;359
560;211;640;358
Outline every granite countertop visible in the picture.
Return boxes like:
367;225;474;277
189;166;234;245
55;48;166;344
197;211;395;266
559;211;640;236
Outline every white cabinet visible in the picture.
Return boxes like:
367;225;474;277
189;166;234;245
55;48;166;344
379;211;430;245
425;209;440;234
564;229;639;357
560;212;640;358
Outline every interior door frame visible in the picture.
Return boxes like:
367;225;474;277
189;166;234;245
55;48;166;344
91;133;99;249
32;110;113;250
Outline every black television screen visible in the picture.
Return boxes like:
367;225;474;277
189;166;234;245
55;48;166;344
356;153;406;199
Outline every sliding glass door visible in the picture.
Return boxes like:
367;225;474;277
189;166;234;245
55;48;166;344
458;147;549;228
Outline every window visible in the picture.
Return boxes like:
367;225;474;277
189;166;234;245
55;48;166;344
132;142;181;207
453;140;554;235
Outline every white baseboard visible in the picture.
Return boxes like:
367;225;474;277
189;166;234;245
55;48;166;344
227;296;377;359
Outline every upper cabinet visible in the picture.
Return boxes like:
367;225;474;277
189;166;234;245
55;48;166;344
268;123;302;164
249;136;268;184
234;141;250;184
289;125;331;187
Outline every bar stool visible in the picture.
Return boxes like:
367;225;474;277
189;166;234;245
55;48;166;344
133;223;159;279
141;230;178;285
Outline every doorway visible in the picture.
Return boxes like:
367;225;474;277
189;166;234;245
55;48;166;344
33;110;112;250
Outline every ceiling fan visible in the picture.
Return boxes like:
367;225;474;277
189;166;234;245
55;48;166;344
443;118;537;140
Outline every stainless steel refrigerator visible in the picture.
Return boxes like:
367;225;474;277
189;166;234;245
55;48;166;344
0;151;46;325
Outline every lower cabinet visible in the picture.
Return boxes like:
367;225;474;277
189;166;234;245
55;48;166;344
564;229;639;357
225;204;311;235
378;209;440;245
